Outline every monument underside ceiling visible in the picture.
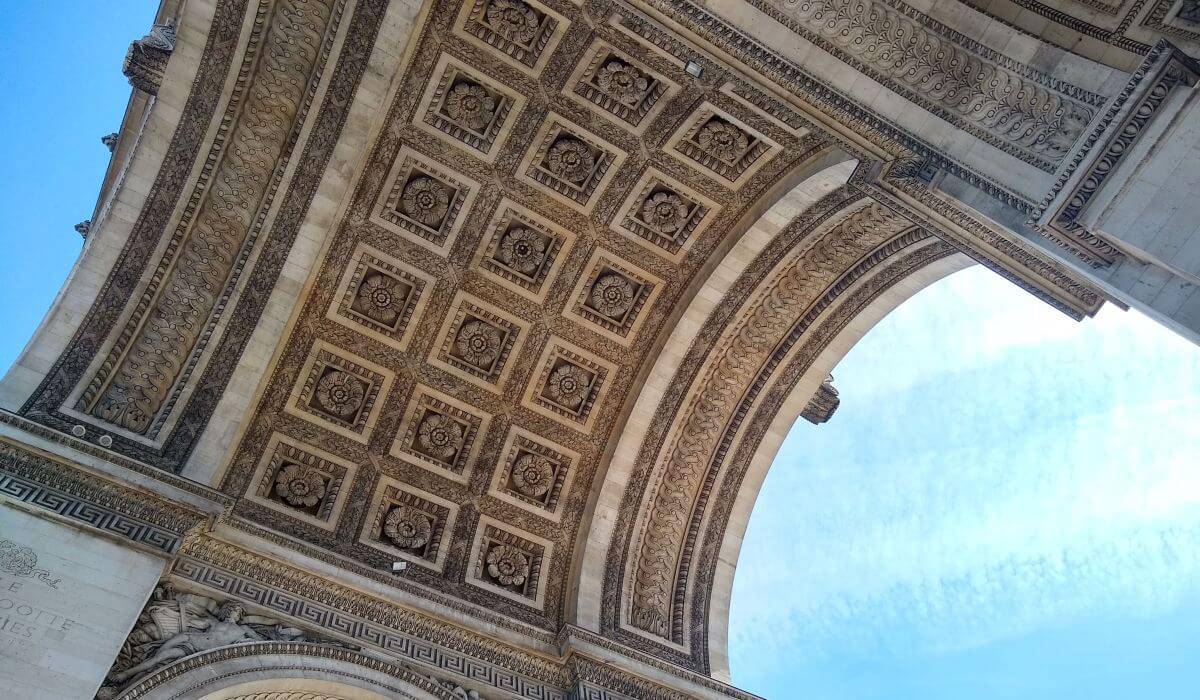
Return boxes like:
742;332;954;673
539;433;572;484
8;0;1130;681
215;0;839;636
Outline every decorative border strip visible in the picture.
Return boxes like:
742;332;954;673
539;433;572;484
0;438;206;554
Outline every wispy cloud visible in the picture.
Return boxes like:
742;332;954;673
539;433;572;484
729;267;1200;691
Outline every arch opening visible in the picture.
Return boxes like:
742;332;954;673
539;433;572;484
726;266;1200;695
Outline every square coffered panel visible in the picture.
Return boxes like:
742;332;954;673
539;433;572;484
564;39;677;133
359;475;459;573
429;292;528;392
285;341;394;444
389;383;490;483
611;168;721;262
666;103;780;187
372;146;480;254
468;516;554;609
246;433;359;532
454;0;569;76
521;337;617;433
416;53;526;162
518;117;626;213
472;198;576;303
488;426;579;522
326;242;435;351
565;248;662;346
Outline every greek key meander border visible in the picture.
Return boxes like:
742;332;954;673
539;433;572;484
20;0;388;473
0;438;206;554
170;537;758;700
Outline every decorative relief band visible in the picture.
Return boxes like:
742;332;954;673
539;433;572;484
76;0;341;436
628;201;910;640
0;440;205;554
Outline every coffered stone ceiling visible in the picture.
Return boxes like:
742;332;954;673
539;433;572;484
10;0;1169;687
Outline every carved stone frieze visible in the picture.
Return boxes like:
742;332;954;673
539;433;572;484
758;0;1099;169
97;583;353;698
78;1;341;437
626;200;911;642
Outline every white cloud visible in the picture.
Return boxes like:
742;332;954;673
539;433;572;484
728;266;1200;685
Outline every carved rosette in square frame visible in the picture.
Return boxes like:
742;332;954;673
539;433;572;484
389;384;490;484
285;341;394;444
416;54;527;162
371;146;480;255
666;103;779;187
246;433;358;531
454;0;569;76
326;242;434;351
428;292;527;392
564;248;662;346
487;426;579;522
471;198;575;303
518;117;625;213
521;337;616;433
564;39;677;134
610;168;721;262
468;515;554;608
359;475;458;572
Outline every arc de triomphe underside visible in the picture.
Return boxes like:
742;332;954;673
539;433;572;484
2;0;1199;697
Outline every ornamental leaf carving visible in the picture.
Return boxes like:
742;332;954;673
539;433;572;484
484;0;540;44
384;505;434;550
544;137;595;184
511;453;554;498
629;202;910;639
486;544;530;587
79;0;337;434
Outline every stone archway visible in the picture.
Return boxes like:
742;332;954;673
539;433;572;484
108;642;452;700
573;161;974;674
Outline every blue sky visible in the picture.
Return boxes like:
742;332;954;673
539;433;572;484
730;266;1200;699
4;4;1200;700
0;2;156;373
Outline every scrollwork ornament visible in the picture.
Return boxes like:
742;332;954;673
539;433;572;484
486;544;530;587
544;138;595;184
383;505;433;550
0;540;59;588
400;176;450;227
